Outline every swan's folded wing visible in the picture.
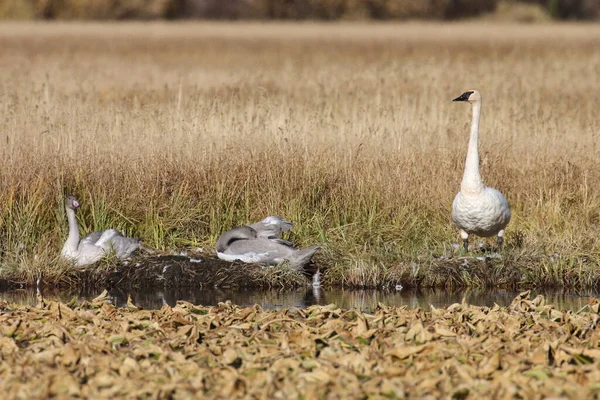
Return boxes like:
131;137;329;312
94;229;123;247
271;239;295;248
79;230;104;248
221;238;293;266
75;243;106;266
107;235;140;259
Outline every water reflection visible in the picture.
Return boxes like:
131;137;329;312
1;287;598;312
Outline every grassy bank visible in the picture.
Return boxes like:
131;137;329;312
0;0;552;21
2;291;600;397
1;0;596;21
1;23;600;289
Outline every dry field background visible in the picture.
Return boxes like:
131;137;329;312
1;22;600;288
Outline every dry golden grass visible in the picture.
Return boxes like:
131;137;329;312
1;22;600;288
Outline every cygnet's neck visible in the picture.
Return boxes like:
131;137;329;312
64;208;80;254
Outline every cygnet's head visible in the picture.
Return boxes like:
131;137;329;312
65;195;80;210
453;89;481;104
262;216;293;228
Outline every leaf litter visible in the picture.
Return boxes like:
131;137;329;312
1;290;600;399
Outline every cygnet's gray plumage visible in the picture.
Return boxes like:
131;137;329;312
216;225;318;268
61;195;154;267
248;216;293;239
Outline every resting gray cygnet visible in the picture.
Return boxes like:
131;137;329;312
216;225;319;269
61;195;153;266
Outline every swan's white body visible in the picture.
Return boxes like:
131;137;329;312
61;196;142;267
216;225;318;268
452;188;510;237
451;90;511;250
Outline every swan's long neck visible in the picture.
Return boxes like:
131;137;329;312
64;208;80;253
461;101;484;195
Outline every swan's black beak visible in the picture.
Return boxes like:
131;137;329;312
453;91;473;102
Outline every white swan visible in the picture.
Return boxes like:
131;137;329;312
61;195;153;266
451;90;511;251
216;225;319;269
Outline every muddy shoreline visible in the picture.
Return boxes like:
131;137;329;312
0;255;314;292
1;253;598;292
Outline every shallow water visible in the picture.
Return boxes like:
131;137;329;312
1;287;598;312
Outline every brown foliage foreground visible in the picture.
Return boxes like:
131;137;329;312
2;291;600;398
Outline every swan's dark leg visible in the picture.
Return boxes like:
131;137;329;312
460;230;469;252
497;229;505;251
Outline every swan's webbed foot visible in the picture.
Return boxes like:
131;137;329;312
462;238;469;252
